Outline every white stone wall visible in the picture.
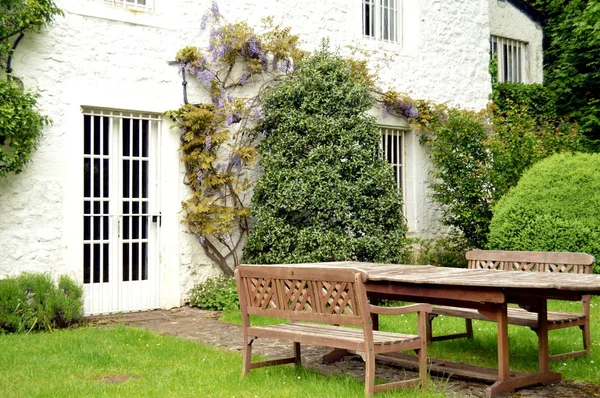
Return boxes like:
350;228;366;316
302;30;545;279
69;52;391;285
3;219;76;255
489;0;544;83
0;0;532;310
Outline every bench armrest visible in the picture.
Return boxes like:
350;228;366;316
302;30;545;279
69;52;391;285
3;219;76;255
368;303;432;316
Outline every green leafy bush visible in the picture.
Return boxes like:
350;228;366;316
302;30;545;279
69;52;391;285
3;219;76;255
243;45;408;264
187;276;239;311
411;233;471;268
488;153;600;273
0;273;83;333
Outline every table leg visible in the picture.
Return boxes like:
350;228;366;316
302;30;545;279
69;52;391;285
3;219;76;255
538;299;549;373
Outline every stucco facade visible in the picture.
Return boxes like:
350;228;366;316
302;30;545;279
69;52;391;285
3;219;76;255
0;0;542;314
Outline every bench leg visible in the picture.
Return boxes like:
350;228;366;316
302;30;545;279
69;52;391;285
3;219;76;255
426;314;435;346
466;318;474;340
583;322;591;355
364;350;376;398
242;336;254;376
294;342;301;367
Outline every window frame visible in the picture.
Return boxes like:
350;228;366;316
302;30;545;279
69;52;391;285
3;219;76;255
103;0;154;13
381;126;406;214
490;35;528;83
363;0;401;43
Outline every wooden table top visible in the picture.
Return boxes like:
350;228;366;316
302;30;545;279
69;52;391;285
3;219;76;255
247;261;600;294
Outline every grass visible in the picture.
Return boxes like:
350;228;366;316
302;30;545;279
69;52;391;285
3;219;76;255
221;297;600;384
0;326;445;398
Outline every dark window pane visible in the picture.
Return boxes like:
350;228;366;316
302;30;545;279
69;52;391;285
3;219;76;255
93;244;101;283
132;216;140;239
93;216;100;240
123;119;130;156
142;161;148;198
103;201;109;214
142;121;149;157
103;159;110;198
142;242;148;280
93;201;101;215
142;202;148;214
93;159;101;198
83;244;91;283
84;216;91;241
142;216;148;239
123;216;130;239
122;243;130;281
132;160;140;198
123;160;130;198
123;201;130;215
132;243;140;281
84;159;91;197
93;116;101;155
133;119;140;157
103;118;110;156
84;115;91;155
132;201;139;215
103;216;109;240
84;201;91;215
103;244;109;283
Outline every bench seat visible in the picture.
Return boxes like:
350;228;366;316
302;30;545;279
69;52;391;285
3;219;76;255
248;322;421;352
431;306;586;329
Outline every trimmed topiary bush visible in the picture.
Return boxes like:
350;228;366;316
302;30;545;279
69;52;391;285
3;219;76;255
487;153;600;273
243;46;408;264
0;273;83;333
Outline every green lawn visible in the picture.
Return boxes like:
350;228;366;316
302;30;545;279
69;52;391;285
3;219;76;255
222;297;600;384
0;326;444;398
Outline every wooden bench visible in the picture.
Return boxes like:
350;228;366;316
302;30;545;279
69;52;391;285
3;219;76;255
235;265;431;397
427;250;595;362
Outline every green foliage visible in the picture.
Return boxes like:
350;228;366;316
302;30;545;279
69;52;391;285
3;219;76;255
243;46;409;264
411;233;471;269
1;0;61;177
0;79;50;176
0;0;63;61
488;153;600;273
168;7;306;275
0;273;83;333
419;82;581;248
531;0;600;145
187;276;238;310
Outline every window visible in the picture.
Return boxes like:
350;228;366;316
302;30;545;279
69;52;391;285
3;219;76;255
490;36;528;83
103;0;153;12
363;0;399;42
381;127;405;212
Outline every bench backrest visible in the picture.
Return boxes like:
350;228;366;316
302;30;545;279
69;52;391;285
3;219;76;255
235;265;368;327
466;250;595;274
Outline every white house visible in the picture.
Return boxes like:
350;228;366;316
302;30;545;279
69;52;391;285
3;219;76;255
0;0;544;315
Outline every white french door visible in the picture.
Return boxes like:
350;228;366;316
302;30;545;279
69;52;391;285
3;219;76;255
82;108;162;315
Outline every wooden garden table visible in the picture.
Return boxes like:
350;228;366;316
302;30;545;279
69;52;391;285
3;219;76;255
256;261;600;397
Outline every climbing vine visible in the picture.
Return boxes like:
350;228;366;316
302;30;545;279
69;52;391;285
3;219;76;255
166;3;307;275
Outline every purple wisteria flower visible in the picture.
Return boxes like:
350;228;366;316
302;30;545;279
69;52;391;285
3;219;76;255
215;96;224;108
382;105;388;119
227;95;233;103
184;63;198;76
253;108;263;119
197;69;215;88
196;171;203;183
211;1;219;14
280;59;289;73
200;13;209;30
205;136;212;150
226;112;241;126
272;56;279;72
240;72;248;86
200;236;206;245
404;106;419;118
224;233;232;245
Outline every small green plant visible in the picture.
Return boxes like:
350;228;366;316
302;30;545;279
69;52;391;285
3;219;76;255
187;275;239;310
0;273;83;333
411;233;471;268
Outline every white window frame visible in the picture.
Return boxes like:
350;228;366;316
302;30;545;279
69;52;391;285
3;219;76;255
103;0;154;13
363;0;401;43
381;127;406;214
490;36;528;83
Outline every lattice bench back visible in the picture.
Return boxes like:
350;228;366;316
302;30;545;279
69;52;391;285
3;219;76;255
235;265;367;327
466;250;595;274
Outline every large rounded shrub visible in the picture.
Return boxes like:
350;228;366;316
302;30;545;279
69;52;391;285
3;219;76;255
243;46;408;264
487;153;600;272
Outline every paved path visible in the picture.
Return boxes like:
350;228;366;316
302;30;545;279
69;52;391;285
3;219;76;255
88;306;600;397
